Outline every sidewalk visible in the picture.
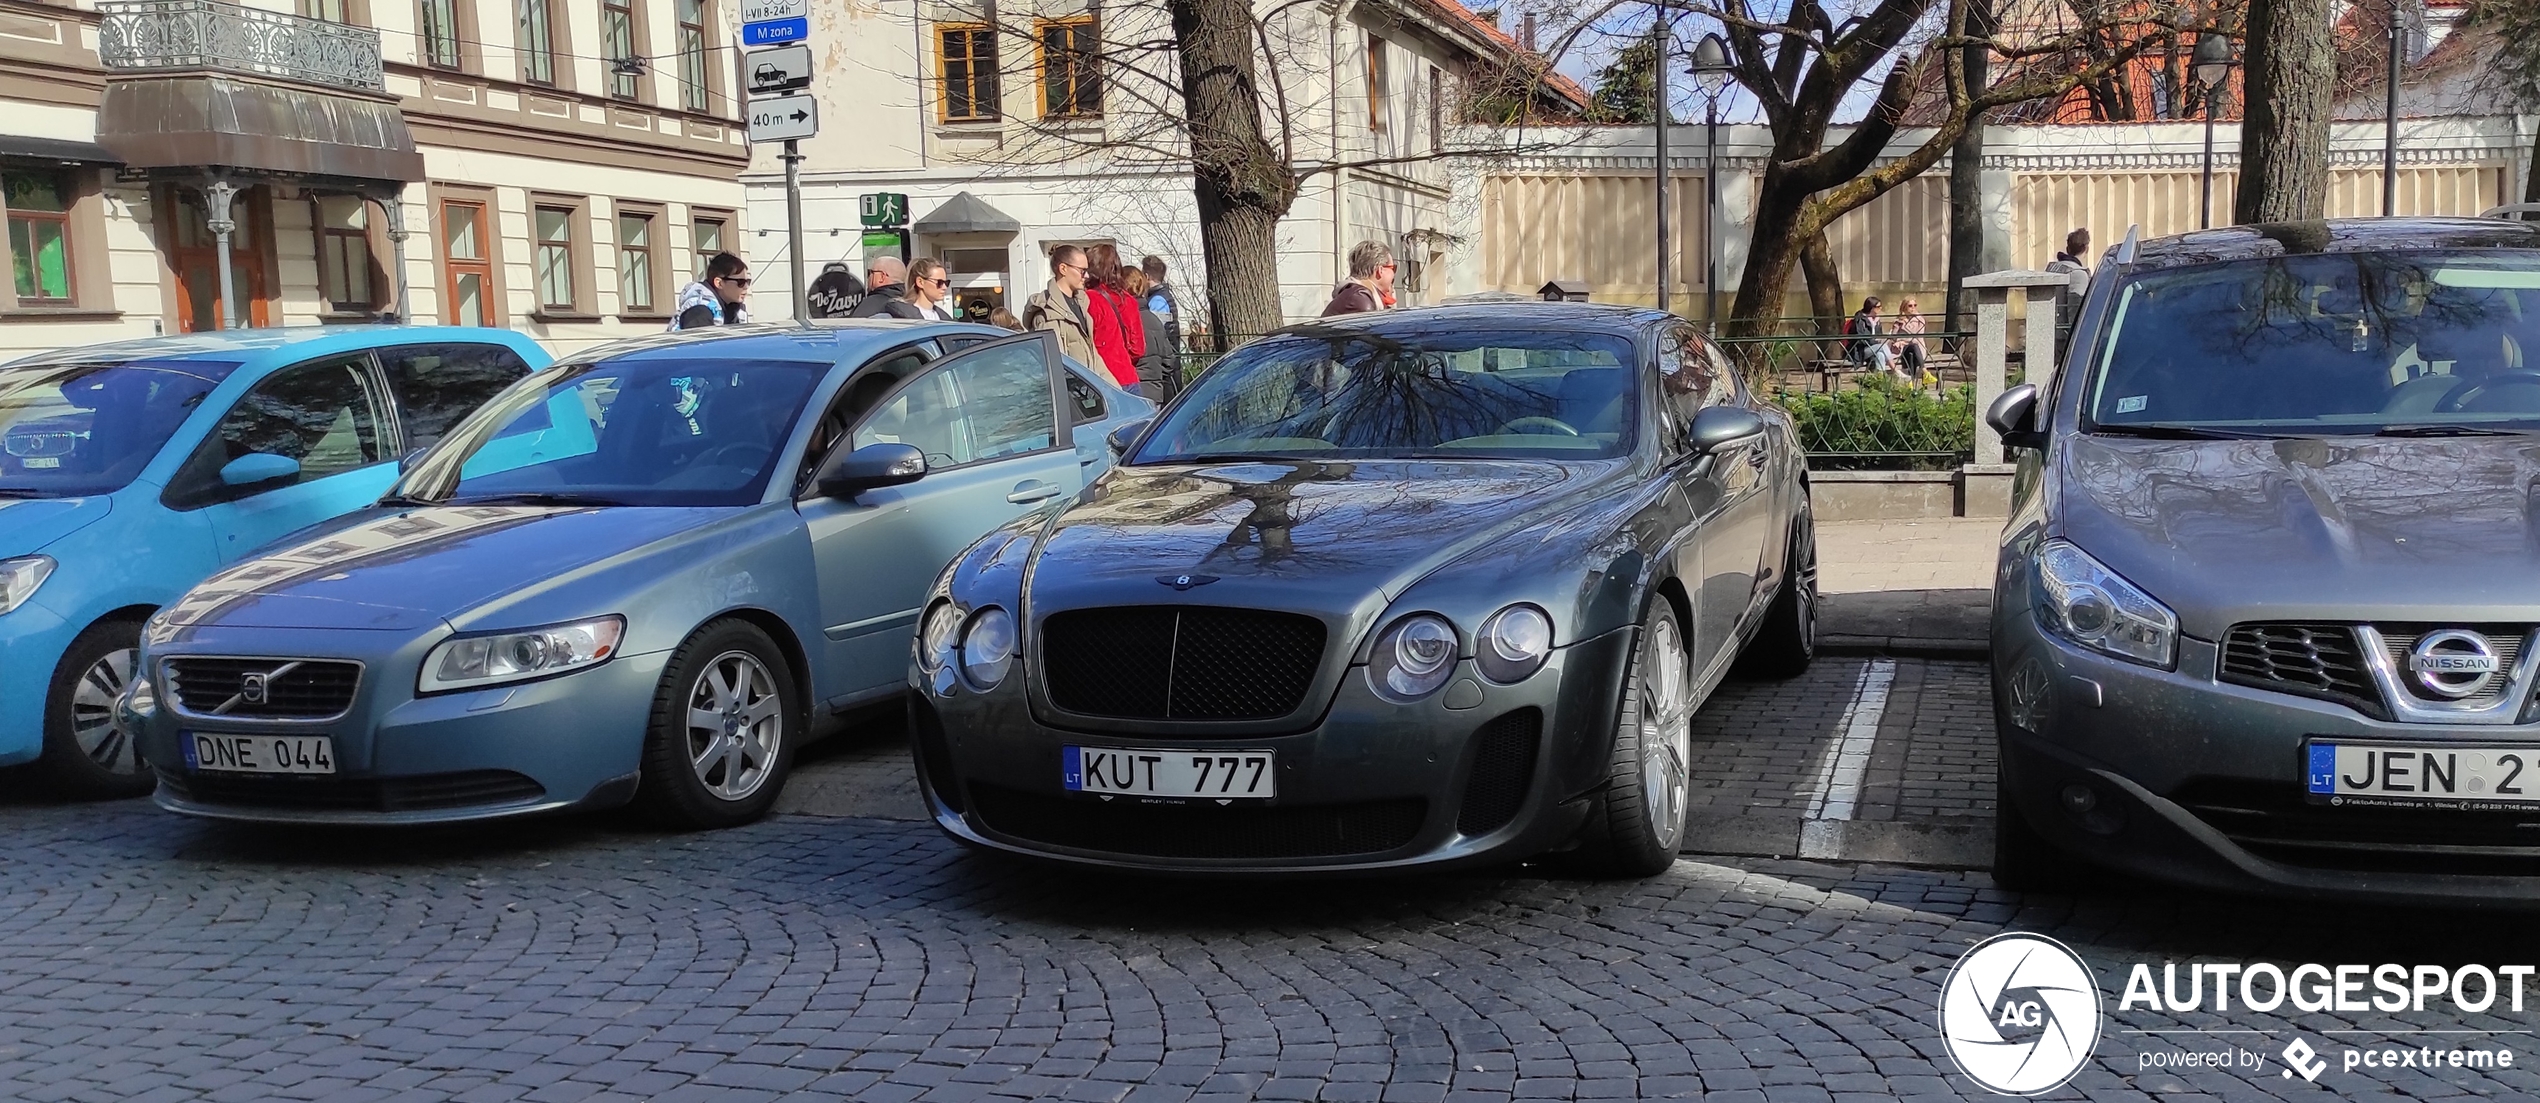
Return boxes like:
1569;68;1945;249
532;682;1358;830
1816;518;1997;655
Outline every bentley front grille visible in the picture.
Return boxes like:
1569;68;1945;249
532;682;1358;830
1040;606;1327;721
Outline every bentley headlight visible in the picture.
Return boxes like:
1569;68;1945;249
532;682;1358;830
0;555;55;616
421;615;625;693
1370;613;1459;701
1476;604;1553;683
2035;540;2175;668
958;606;1016;689
918;600;961;672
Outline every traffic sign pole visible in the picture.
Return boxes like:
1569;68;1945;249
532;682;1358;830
784;139;807;322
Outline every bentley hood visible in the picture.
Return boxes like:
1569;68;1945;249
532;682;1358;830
152;504;732;637
2056;434;2540;636
0;496;112;558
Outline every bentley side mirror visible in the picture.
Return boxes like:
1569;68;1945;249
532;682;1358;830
218;452;302;489
817;442;927;500
1687;406;1765;454
1105;418;1152;459
1987;383;2046;452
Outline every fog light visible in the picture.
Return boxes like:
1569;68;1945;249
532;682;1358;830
2059;784;2098;815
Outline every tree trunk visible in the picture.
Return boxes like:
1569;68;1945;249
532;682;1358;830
1946;0;1992;334
2528;123;2540;203
2237;0;2335;224
1799;230;1844;326
1169;0;1298;341
1725;172;1809;338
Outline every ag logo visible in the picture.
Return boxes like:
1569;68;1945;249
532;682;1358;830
1938;933;2102;1096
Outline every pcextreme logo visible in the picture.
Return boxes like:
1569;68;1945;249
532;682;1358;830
1938;934;2104;1096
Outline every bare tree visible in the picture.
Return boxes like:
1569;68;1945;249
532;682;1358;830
2236;0;2333;223
2461;0;2540;203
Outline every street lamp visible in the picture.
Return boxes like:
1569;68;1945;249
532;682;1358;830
2194;33;2234;229
2384;4;2407;216
1689;34;1734;333
1652;15;1675;314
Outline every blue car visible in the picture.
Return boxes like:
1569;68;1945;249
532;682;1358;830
127;322;1151;827
0;328;549;797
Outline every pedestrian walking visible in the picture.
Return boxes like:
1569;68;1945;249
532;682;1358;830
806;262;863;319
1321;241;1394;317
903;258;957;320
2044;227;2092;341
1021;245;1098;366
1082;244;1149;393
668;252;750;330
1121;268;1178;399
848;256;918;318
1139;255;1182;354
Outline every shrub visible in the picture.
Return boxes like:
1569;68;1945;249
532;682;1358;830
1775;376;1974;471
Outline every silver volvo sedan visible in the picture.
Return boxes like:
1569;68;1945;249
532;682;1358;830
1988;215;2540;903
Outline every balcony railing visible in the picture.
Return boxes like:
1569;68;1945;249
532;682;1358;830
97;0;385;94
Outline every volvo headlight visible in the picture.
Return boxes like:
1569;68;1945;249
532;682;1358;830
421;615;625;693
1370;613;1459;701
2034;540;2176;668
958;606;1016;689
1475;604;1554;683
917;600;961;673
0;555;55;616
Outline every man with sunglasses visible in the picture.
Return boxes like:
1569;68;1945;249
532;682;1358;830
849;256;923;319
1321;240;1395;317
668;251;751;330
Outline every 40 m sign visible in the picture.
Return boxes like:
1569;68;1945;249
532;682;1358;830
747;93;818;143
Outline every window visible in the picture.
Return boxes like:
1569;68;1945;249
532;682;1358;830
378;343;535;450
1038;19;1100;118
617;209;658;312
1428;65;1443;152
300;0;351;20
677;0;710;112
440;198;495;325
856;342;1056;469
5;169;74;305
1366;34;1388;133
314;195;376;313
691;213;726;260
603;0;640;100
516;0;554;85
533;203;578;312
938;24;999;122
1064;369;1106;425
1662;325;1733;444
419;0;462;69
165;357;387;509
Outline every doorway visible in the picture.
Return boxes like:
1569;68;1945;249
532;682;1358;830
159;183;274;331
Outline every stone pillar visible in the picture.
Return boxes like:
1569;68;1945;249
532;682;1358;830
1959;269;2077;514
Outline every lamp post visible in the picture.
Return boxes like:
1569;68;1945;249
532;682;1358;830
1652;16;1674;314
2384;3;2405;216
2194;34;2234;229
1689;34;1733;333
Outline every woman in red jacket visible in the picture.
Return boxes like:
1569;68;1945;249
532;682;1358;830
1082;244;1147;393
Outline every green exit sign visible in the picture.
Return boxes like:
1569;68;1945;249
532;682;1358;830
860;192;908;228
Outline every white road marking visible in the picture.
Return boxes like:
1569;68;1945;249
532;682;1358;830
1798;658;1896;859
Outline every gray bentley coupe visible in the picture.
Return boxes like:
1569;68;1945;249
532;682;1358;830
1989;215;2540;902
906;304;1816;875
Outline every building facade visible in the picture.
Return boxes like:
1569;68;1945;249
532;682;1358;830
0;0;752;360
745;0;1584;332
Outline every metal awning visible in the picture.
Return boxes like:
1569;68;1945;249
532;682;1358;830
912;192;1022;235
95;75;423;183
0;136;125;166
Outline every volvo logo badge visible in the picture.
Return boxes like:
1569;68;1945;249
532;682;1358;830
240;672;269;706
1155;574;1220;591
2409;629;2501;699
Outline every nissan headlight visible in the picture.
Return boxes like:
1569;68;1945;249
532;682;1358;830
421;615;625;693
958;606;1016;689
1475;604;1553;683
917;600;961;673
2034;540;2176;668
1370;613;1459;701
0;555;55;616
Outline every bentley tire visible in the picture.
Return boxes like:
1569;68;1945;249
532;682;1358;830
34;617;152;800
633;619;801;830
1736;495;1817;680
1570;601;1694;878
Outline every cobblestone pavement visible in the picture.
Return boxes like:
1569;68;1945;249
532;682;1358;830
7;660;2532;1103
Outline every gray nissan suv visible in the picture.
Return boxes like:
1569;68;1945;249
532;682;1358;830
1988;215;2540;903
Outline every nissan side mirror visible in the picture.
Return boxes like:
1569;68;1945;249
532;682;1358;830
1687;406;1765;454
1106;418;1152;459
218;452;302;489
817;442;927;500
1987;383;2045;452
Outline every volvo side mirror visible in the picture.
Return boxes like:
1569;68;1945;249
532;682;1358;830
1987;383;2045;452
218;452;302;489
817;442;927;500
1687;406;1765;454
1105;418;1152;459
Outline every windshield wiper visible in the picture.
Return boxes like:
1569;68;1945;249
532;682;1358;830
1166;452;1325;464
375;491;442;508
0;488;52;499
2373;425;2533;437
2089;423;2274;441
443;491;623;508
